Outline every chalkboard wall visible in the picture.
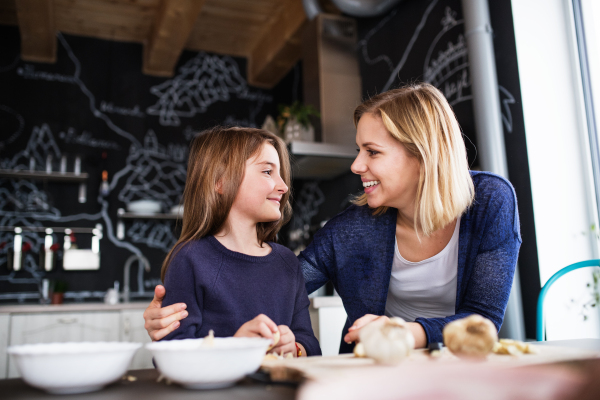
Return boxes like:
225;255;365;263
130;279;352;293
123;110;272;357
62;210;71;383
0;25;311;302
1;0;539;338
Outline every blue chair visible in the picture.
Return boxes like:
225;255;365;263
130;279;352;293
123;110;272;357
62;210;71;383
537;259;600;341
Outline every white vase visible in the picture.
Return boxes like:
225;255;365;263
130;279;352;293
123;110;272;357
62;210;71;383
284;118;314;144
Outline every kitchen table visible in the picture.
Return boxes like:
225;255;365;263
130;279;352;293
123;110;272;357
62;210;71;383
0;369;296;400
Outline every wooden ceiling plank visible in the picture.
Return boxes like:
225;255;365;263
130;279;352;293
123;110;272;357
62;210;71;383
143;0;206;76
15;0;56;63
54;0;160;16
247;0;306;88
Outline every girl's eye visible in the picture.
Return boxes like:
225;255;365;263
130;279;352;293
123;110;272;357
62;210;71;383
367;150;379;156
263;170;272;175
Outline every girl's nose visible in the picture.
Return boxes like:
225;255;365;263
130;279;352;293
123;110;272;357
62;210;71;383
276;175;288;193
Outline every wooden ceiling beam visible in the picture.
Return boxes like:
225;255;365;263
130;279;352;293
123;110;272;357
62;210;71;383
143;0;205;77
15;0;56;63
247;0;307;88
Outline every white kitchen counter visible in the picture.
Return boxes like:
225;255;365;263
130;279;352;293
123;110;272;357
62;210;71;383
308;296;347;356
310;295;343;309
0;302;150;314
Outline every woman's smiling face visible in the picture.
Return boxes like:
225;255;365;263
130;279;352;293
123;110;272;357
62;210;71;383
351;113;421;210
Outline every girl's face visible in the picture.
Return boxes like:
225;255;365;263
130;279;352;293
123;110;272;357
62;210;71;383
231;143;288;224
351;113;421;210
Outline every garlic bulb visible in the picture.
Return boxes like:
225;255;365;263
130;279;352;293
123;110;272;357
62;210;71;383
357;317;415;365
443;314;498;359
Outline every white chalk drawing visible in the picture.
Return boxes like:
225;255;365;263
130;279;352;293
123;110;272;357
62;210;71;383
59;127;121;150
100;101;145;118
16;64;77;83
0;105;25;149
2;124;61;171
423;8;470;107
381;0;439;92
147;52;272;127
288;181;325;251
359;3;515;133
357;9;398;72
499;85;515;133
117;130;187;207
127;220;178;253
224;115;256;128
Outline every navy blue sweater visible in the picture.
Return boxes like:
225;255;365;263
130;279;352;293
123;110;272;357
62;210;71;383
299;171;522;353
161;236;321;356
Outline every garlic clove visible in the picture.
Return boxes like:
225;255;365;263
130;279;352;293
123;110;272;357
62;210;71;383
267;330;281;351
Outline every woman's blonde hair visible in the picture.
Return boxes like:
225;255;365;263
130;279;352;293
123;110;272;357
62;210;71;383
161;126;292;281
353;82;474;236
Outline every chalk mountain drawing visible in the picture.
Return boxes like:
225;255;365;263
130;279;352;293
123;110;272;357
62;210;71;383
147;52;273;127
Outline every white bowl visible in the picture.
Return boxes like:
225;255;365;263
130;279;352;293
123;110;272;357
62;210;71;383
8;342;141;395
126;200;162;214
146;337;270;389
170;204;184;216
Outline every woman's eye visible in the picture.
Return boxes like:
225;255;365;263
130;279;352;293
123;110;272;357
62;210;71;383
263;170;272;175
367;150;379;156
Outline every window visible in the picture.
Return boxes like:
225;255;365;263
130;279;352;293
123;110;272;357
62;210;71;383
574;0;600;217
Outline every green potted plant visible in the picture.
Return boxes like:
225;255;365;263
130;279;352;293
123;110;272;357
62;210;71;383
277;101;320;144
52;280;68;305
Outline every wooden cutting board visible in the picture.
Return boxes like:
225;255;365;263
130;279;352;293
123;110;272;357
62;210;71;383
260;345;600;382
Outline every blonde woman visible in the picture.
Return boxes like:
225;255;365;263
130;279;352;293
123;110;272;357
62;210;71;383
143;83;521;352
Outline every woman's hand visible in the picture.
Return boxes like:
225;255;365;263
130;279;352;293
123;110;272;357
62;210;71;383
143;285;188;341
270;325;296;357
343;314;389;344
344;314;427;348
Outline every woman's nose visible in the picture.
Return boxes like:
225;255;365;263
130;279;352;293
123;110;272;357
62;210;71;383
351;152;366;175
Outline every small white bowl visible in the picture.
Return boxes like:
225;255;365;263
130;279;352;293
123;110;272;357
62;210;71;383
127;200;162;214
8;342;141;395
146;337;270;389
170;204;184;216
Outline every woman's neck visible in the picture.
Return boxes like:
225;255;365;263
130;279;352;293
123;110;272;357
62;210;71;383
214;215;271;256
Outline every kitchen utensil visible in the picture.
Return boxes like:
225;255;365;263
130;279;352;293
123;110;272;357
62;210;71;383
127;200;162;214
170;204;184;216
7;342;141;394
62;226;102;270
146;337;271;389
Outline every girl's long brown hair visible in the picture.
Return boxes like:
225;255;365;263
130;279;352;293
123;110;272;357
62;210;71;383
161;126;292;281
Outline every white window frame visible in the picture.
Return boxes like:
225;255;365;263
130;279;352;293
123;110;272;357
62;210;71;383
511;0;600;340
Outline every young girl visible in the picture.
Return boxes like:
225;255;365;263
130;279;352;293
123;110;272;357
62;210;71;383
160;126;320;357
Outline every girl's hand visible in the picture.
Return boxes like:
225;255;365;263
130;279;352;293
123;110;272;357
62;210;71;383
234;314;279;342
269;325;296;357
343;314;389;344
143;285;188;341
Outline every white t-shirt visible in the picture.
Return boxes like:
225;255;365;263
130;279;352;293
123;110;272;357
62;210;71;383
384;217;460;322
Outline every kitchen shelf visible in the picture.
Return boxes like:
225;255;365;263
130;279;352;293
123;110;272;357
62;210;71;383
288;141;356;180
0;169;88;182
118;212;181;220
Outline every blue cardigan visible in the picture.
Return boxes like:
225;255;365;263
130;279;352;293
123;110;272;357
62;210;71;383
299;171;522;353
